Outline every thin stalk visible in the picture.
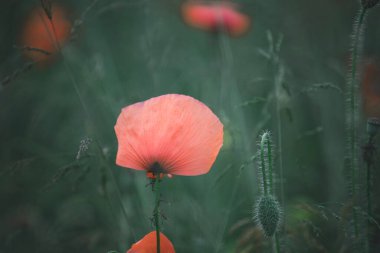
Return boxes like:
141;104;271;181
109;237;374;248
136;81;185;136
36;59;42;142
366;162;371;219
348;7;367;238
153;177;162;253
274;232;281;253
267;135;280;253
275;76;285;224
260;134;269;195
366;160;372;251
267;136;273;195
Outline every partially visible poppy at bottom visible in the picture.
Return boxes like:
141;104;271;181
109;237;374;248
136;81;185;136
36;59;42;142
21;5;71;63
361;60;380;118
127;231;175;253
114;94;224;178
181;1;251;37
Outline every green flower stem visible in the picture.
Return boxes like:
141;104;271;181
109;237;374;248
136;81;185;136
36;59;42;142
260;133;269;195
349;7;367;238
267;134;280;253
366;160;372;246
260;132;273;195
153;177;162;253
267;136;273;195
274;232;281;253
366;162;371;218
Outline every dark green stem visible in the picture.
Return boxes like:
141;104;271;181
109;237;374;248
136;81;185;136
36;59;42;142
153;176;161;253
366;160;372;250
349;7;367;238
267;137;273;195
274;232;281;253
260;133;269;195
366;162;371;219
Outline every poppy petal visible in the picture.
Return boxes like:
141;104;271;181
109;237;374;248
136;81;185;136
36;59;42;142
115;94;223;176
222;7;250;36
126;231;175;253
181;2;250;37
21;6;71;63
182;3;217;31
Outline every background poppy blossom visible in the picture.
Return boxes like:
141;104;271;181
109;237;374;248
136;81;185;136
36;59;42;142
21;5;71;63
114;94;224;176
181;1;250;37
126;231;175;253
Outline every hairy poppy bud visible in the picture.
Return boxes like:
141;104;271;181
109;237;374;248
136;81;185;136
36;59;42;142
361;0;379;9
254;195;281;237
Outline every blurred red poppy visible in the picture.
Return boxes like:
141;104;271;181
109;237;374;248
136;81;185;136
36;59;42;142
114;94;223;177
361;60;380;117
21;5;71;63
181;1;250;37
127;231;175;253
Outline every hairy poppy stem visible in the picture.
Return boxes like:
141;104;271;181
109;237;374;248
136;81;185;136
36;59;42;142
269;154;281;253
267;136;273;196
153;176;161;253
347;7;367;239
260;133;269;195
263;133;281;253
255;132;282;243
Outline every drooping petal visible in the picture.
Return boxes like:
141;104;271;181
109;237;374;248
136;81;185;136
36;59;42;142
181;3;217;31
126;231;175;253
221;6;250;37
115;94;223;176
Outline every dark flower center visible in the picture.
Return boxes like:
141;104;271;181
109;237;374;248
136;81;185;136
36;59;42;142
149;162;165;175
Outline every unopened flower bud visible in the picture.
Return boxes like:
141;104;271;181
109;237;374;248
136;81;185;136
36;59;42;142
254;195;281;237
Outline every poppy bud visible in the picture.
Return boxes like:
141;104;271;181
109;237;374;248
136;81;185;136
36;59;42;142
361;0;379;9
254;195;281;237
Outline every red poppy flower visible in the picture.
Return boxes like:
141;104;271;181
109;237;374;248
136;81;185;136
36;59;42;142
21;5;71;63
115;94;223;177
361;60;380;117
181;1;250;37
127;231;175;253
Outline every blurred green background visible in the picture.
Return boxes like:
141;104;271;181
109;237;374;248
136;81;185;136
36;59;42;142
1;0;380;252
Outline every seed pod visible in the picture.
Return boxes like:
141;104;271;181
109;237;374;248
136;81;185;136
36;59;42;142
254;195;281;237
361;0;379;9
